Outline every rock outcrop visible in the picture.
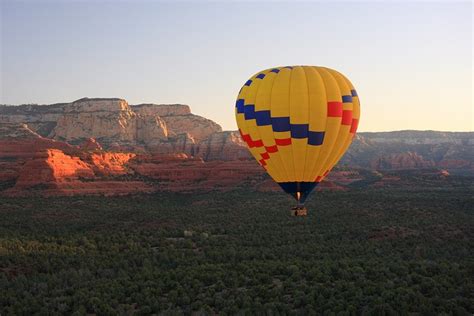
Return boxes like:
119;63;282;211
13;149;95;190
342;132;474;170
0;123;151;196
370;152;435;170
133;103;221;142
79;138;103;152
194;131;250;160
0;103;65;136
1;98;228;156
1;97;473;196
51;98;167;146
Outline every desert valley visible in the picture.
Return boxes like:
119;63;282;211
1;98;473;314
1;102;472;314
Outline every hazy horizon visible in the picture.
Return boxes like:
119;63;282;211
1;1;473;132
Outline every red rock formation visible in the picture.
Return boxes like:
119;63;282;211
12;149;94;189
371;152;435;170
0;123;152;196
317;180;347;191
88;153;136;175
1;98;223;152
0;124;263;196
130;156;264;192
195;131;251;161
1;98;472;197
325;170;364;186
79;138;103;151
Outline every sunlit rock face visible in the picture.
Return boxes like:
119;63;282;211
0;99;250;196
0;122;150;196
50;98;170;146
1;98;473;196
0;98;225;152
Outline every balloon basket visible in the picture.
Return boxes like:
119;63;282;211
291;206;307;217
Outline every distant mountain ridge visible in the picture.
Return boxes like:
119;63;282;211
0;98;472;196
345;131;473;170
357;130;473;145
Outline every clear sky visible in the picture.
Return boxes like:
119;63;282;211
1;0;472;131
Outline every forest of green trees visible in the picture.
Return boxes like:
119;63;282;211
0;182;473;314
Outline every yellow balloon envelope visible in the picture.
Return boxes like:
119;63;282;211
235;66;360;212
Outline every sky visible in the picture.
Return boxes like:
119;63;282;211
1;0;472;132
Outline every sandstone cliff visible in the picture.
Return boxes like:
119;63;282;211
0;103;65;136
1;98;228;157
1;98;473;196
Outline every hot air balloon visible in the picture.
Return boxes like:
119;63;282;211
235;66;360;216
